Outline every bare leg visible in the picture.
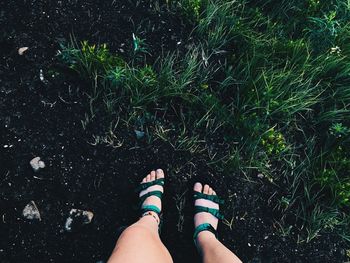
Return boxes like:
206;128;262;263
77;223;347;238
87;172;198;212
193;183;242;263
108;170;173;263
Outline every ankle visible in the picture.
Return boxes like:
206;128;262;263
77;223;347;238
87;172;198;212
141;211;160;225
196;230;217;248
134;215;159;235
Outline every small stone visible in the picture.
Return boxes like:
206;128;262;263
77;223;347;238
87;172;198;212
39;69;45;82
257;173;264;179
330;46;341;54
18;47;29;55
22;201;41;221
65;209;94;232
134;130;145;139
30;157;45;172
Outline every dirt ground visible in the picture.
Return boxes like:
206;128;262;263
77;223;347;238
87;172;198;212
0;1;347;262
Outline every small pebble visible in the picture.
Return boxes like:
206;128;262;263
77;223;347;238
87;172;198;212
135;130;145;139
30;157;46;172
18;47;29;55
22;201;41;221
65;209;94;232
39;69;48;84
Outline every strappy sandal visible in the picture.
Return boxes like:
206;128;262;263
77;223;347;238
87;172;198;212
135;177;165;227
193;190;224;244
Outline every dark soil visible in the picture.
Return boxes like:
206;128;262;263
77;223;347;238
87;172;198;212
0;1;347;262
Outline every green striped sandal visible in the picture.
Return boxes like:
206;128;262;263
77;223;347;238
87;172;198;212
193;185;224;245
135;170;165;227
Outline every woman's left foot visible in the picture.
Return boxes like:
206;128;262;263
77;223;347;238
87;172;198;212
193;182;219;242
139;169;165;222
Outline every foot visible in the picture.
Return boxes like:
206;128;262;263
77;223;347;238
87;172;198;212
193;182;219;243
139;169;164;224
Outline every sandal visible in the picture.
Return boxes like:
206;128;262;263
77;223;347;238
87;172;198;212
193;187;224;243
135;173;165;226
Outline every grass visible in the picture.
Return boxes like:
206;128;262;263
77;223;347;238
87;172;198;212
58;0;350;244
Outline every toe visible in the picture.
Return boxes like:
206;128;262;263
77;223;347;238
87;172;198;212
146;174;151;182
208;187;213;195
212;190;217;195
142;177;147;183
150;170;156;181
203;184;210;194
194;182;203;193
156;169;164;179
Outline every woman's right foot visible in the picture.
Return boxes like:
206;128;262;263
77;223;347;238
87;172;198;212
139;169;164;224
193;182;219;243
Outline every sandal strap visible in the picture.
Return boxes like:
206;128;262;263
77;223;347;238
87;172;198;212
194;205;224;219
193;191;224;204
135;178;165;192
140;205;161;215
193;223;217;241
139;190;163;205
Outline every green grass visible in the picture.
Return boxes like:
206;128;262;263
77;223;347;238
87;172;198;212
58;0;350;244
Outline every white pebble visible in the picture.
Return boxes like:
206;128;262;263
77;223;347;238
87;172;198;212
18;47;29;55
22;201;41;221
64;209;94;232
39;69;45;82
30;157;46;172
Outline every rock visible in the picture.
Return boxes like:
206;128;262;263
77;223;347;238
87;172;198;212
30;157;45;172
22;201;41;221
65;209;94;232
134;130;145;139
18;47;29;55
